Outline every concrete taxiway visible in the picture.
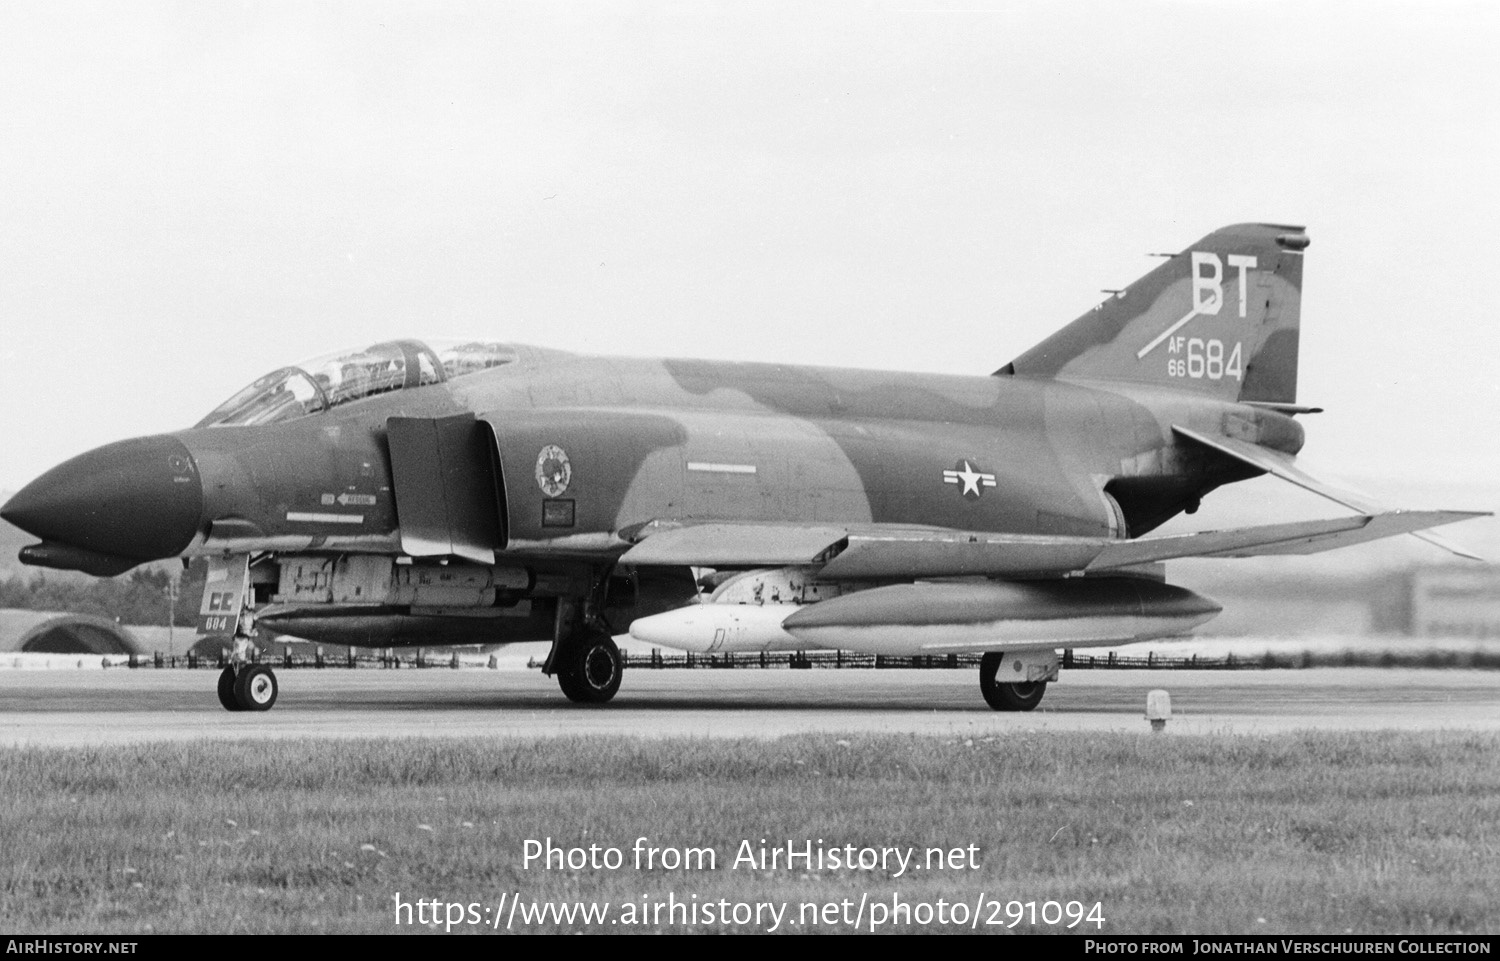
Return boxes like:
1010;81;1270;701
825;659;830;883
2;665;1497;747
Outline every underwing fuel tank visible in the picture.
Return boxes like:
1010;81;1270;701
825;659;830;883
783;579;1220;654
627;604;805;654
629;578;1220;656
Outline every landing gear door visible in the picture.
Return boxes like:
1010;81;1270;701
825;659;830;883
386;414;507;564
198;554;249;636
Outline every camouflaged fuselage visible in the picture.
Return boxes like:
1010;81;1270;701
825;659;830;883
172;347;1304;560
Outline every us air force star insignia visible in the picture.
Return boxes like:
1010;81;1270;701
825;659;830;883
943;459;997;499
535;445;572;497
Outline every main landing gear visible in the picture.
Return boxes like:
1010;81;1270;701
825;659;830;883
217;663;279;712
979;652;1047;712
546;572;624;705
554;629;623;704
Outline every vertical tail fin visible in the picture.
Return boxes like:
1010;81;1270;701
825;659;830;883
999;223;1308;404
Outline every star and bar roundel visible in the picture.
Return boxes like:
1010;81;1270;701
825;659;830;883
943;459;997;499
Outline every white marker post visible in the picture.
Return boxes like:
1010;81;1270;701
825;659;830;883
1146;689;1173;732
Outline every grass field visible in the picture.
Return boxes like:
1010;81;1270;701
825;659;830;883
2;732;1497;935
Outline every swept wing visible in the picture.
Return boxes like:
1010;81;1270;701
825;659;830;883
618;510;1483;579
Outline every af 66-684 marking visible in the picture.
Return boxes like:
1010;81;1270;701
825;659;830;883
1166;337;1243;381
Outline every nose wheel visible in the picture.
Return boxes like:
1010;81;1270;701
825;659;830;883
217;664;279;712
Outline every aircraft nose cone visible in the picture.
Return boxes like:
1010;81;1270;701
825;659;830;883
1;435;203;562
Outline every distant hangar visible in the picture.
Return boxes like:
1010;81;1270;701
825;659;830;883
0;609;145;655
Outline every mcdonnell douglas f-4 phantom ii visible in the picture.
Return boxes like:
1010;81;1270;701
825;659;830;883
2;223;1486;712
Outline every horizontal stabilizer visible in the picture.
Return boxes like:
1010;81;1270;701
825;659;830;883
1173;425;1379;509
1173;425;1489;560
1407;529;1487;562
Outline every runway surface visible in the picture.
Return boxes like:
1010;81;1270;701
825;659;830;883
2;665;1498;746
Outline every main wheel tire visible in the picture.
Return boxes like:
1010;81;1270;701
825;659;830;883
979;652;1047;712
233;664;279;711
556;632;622;704
217;666;243;712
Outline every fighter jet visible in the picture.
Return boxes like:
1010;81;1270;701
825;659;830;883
2;223;1485;712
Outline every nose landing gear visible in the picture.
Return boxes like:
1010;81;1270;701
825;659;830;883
216;627;278;712
217;663;279;711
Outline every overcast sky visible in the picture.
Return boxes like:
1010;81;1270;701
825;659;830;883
2;1;1497;508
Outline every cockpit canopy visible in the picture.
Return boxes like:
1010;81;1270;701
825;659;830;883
196;339;517;428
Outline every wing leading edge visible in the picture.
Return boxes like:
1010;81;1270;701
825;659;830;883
618;510;1484;580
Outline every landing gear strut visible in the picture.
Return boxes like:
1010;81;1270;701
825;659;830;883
979;652;1047;712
